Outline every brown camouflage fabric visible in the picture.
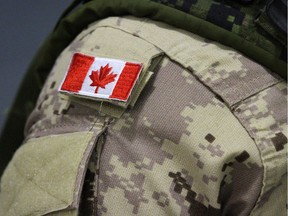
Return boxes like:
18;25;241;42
0;16;286;216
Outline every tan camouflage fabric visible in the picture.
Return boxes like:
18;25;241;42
0;16;286;216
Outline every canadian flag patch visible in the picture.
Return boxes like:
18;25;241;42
59;53;143;102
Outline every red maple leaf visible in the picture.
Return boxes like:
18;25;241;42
89;64;117;93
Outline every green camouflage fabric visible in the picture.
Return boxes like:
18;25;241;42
0;16;286;216
151;0;287;61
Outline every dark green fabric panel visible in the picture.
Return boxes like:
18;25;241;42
151;0;286;56
0;0;286;177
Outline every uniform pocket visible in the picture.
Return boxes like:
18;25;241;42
0;129;105;216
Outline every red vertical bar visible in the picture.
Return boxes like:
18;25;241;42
60;53;94;92
110;62;142;101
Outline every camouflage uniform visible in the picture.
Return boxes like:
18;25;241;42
0;1;286;216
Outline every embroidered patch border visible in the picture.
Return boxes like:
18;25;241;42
59;53;143;102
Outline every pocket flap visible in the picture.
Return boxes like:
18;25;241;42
0;131;100;216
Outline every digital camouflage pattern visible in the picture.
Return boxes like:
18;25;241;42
151;0;287;60
1;0;286;179
0;16;286;216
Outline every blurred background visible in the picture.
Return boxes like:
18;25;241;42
0;1;72;133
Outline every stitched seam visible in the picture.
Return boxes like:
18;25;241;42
231;82;286;215
91;22;281;108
